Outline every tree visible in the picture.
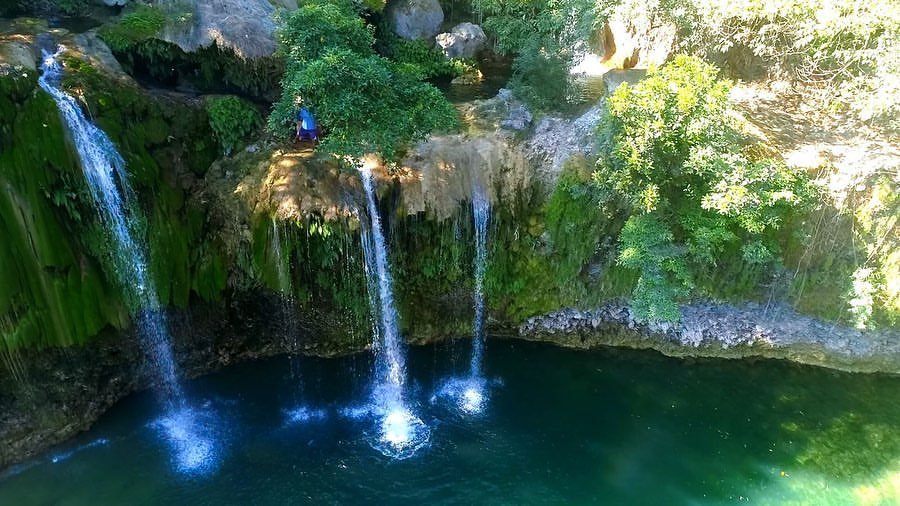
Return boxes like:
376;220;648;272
268;0;458;161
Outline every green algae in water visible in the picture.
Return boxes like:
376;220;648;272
0;342;897;504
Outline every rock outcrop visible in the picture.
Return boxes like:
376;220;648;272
386;0;444;41
159;0;278;59
519;302;900;374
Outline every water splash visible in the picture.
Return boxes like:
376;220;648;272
357;164;429;458
150;404;221;475
283;406;328;425
38;47;184;408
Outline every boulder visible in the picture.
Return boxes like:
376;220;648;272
159;0;278;59
435;22;485;59
387;0;443;41
501;105;532;131
100;0;129;6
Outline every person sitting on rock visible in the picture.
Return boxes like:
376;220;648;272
295;98;318;143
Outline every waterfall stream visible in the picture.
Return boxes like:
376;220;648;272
470;184;490;379
357;164;429;458
39;48;216;473
38;49;183;407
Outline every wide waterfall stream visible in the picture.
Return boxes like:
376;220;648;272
1;342;897;504
37;49;217;473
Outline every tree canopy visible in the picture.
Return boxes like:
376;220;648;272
268;0;458;161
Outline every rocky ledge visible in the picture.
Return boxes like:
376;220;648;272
518;301;900;374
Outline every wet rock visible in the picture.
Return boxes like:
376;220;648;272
387;0;444;41
518;301;900;374
501;104;532;131
435;22;485;59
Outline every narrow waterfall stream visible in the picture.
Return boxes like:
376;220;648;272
463;183;491;412
38;48;217;473
357;165;429;459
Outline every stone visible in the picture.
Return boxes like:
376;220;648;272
100;0;129;6
387;0;444;41
501;105;532;131
435;22;485;59
601;68;647;94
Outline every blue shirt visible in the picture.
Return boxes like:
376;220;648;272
297;107;316;131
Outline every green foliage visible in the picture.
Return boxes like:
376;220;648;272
595;55;815;321
276;0;375;63
507;46;570;111
675;0;900;130
269;0;459;160
475;0;612;109
206;96;262;155
98;4;166;52
384;38;475;79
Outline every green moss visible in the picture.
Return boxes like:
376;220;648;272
0;74;129;351
206;96;262;155
0;52;223;351
98;4;166;52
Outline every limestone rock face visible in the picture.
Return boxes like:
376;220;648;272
603;0;677;69
159;0;278;59
387;0;444;41
435;22;485;59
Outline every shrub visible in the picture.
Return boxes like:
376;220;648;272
384;38;474;79
595;55;815;321
206;96;262;155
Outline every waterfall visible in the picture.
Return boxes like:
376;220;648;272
430;181;492;415
469;184;490;379
357;164;428;458
38;49;183;407
39;48;216;473
271;219;299;352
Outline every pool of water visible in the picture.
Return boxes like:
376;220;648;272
1;340;898;504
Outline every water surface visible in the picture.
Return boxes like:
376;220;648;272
1;341;897;504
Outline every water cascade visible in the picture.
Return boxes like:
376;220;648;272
464;183;491;412
38;48;216;473
357;164;429;458
271;219;299;352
